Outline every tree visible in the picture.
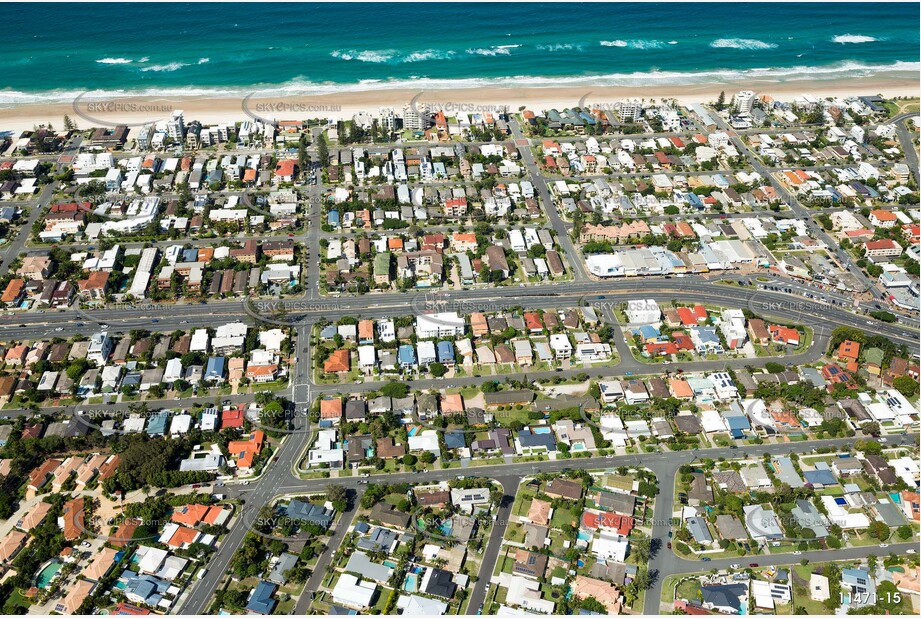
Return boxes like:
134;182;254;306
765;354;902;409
867;520;891;542
380;382;409;398
402;454;417;467
326;484;347;504
63;114;77;131
896;524;913;540
317;133;329;169
892;375;919;398
429;363;447;378
716;91;726;111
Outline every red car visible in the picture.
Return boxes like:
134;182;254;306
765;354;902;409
667;542;672;549
749;563;759;568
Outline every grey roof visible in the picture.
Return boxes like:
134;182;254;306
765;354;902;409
773;457;804;488
285;500;334;528
518;428;556;450
268;553;299;585
715;514;748;540
701;584;747;612
874;500;907;526
597;491;636;516
791;499;829;538
686;516;713;544
345;551;392;582
356;526;398;553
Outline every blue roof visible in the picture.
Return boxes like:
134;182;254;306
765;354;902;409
327;210;340;226
444;430;466;449
398;344;416;365
182;248;198;262
803;469;837;486
146;411;169;436
246;581;278;615
205;356;226;378
723;413;751;431
436;340;455;363
692;326;720;344
637;325;660;339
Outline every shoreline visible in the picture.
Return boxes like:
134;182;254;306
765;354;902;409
1;75;918;134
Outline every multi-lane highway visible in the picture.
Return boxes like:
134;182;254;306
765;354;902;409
2;105;917;615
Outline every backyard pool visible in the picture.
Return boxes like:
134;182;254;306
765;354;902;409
403;573;418;592
35;560;62;589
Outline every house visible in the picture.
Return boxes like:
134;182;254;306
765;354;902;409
513;549;548;579
246;581;278;615
332;573;376;609
572;576;624;614
285;499;334;529
701;584;747;614
324;349;350;373
545;478;583;501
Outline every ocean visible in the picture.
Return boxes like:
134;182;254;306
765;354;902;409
0;2;917;104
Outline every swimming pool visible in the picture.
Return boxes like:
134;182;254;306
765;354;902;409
577;531;592;542
403;573;418;592
383;560;397;568
438;520;453;535
572;443;586;451
35;560;62;589
532;427;551;434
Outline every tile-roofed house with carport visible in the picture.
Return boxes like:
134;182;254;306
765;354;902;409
320;398;343;423
527;498;552;526
18;500;53;532
61;497;86;541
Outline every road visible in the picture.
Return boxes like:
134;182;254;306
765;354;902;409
292;486;364;614
176;431;916;615
2;111;917;615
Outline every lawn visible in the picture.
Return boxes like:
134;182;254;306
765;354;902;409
550;505;579;531
676;577;703;603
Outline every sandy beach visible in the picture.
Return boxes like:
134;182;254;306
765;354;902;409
1;75;918;134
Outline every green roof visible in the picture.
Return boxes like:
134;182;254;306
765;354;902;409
373;251;391;276
864;347;885;366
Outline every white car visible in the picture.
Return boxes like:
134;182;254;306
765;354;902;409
880;544;889;548
792;551;802;555
54;327;64;332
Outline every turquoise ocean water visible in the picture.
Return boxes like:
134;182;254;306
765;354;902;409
0;2;917;103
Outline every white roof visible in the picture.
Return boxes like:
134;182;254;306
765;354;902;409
700;409;727;433
169;414;192;435
190;329;209;352
215;322;248;339
401;594;448;616
137;546;168;574
332;573;376;608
